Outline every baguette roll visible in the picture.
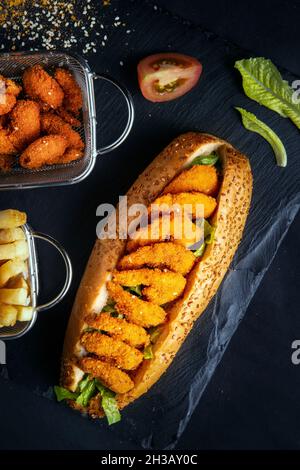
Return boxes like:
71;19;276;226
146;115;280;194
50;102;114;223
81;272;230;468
61;132;252;414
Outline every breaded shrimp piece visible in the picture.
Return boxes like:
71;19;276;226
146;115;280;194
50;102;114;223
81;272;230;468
0;154;14;172
81;331;143;370
20;135;68;169
151;191;217;219
127;213;202;253
23;65;64;110
85;312;149;348
0;75;21;116
41;112;83;150
0;129;17;154
59;147;83;164
113;268;186;305
107;281;166;328
56;107;81;127
163;165;219;196
54;68;83;114
118;242;195;275
80;356;134;394
9;100;40;152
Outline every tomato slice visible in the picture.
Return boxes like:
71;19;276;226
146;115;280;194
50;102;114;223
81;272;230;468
137;53;202;102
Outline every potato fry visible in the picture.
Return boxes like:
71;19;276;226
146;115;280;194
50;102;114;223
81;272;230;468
0;228;25;244
16;306;34;322
0;288;28;305
0;240;29;260
6;275;28;290
0;304;17;327
0;210;27;229
0;259;26;287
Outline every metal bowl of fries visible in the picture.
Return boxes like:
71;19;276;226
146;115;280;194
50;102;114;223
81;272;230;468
0;209;72;340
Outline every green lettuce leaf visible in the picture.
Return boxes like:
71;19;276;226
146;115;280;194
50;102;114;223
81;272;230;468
76;379;96;407
143;344;154;360
193;243;205;258
192;152;219;166
124;285;143;297
95;380;121;425
54;386;78;402
235;57;300;129
236;107;287;167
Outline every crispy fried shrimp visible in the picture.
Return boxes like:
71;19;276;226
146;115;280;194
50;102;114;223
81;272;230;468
9;100;40;152
41;112;83;150
127;213;202;253
20;135;68;169
85;312;149;348
59;147;83;164
54;68;83;114
81;331;143;370
163;165;219;196
0;129;17;154
23;65;64;110
0;75;21;116
107;281;166;328
113;268;186;305
0;154;14;172
151;191;217;219
80;356;134;394
56;107;81;127
118;242;195;275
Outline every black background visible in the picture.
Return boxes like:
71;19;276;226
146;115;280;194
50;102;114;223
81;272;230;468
0;0;300;450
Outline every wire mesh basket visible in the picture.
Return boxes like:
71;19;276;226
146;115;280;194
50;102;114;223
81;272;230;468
0;224;72;340
0;51;134;190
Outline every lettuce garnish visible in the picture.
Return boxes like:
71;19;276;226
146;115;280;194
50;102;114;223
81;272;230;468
235;57;300;129
236;107;287;167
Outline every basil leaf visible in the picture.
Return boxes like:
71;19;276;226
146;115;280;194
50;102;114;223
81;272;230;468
193;243;205;258
76;379;96;407
54;386;78;402
192;152;219;166
95;379;121;425
143;344;154;360
124;285;143;297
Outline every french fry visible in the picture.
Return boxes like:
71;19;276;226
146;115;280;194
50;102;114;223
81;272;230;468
0;260;26;287
16;306;34;322
6;275;28;290
0;304;17;327
0;240;29;261
0;210;27;229
0;288;28;305
0;228;25;244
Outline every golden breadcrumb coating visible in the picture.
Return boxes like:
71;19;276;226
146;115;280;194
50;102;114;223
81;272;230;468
20;134;67;169
54;68;83;115
107;281;166;327
113;268;186;305
151;191;217;219
41;112;83;150
163;165;218;196
81;331;143;370
80;356;134;394
118;242;195;275
23;65;64;110
126;213;202;253
9;100;40;152
85;312;149;348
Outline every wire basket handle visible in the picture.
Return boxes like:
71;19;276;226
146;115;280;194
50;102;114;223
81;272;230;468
92;73;134;155
32;232;73;312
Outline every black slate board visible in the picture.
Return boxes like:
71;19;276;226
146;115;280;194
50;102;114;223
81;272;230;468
0;0;299;449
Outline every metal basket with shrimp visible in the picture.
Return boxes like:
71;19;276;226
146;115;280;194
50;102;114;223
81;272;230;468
0;51;134;190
